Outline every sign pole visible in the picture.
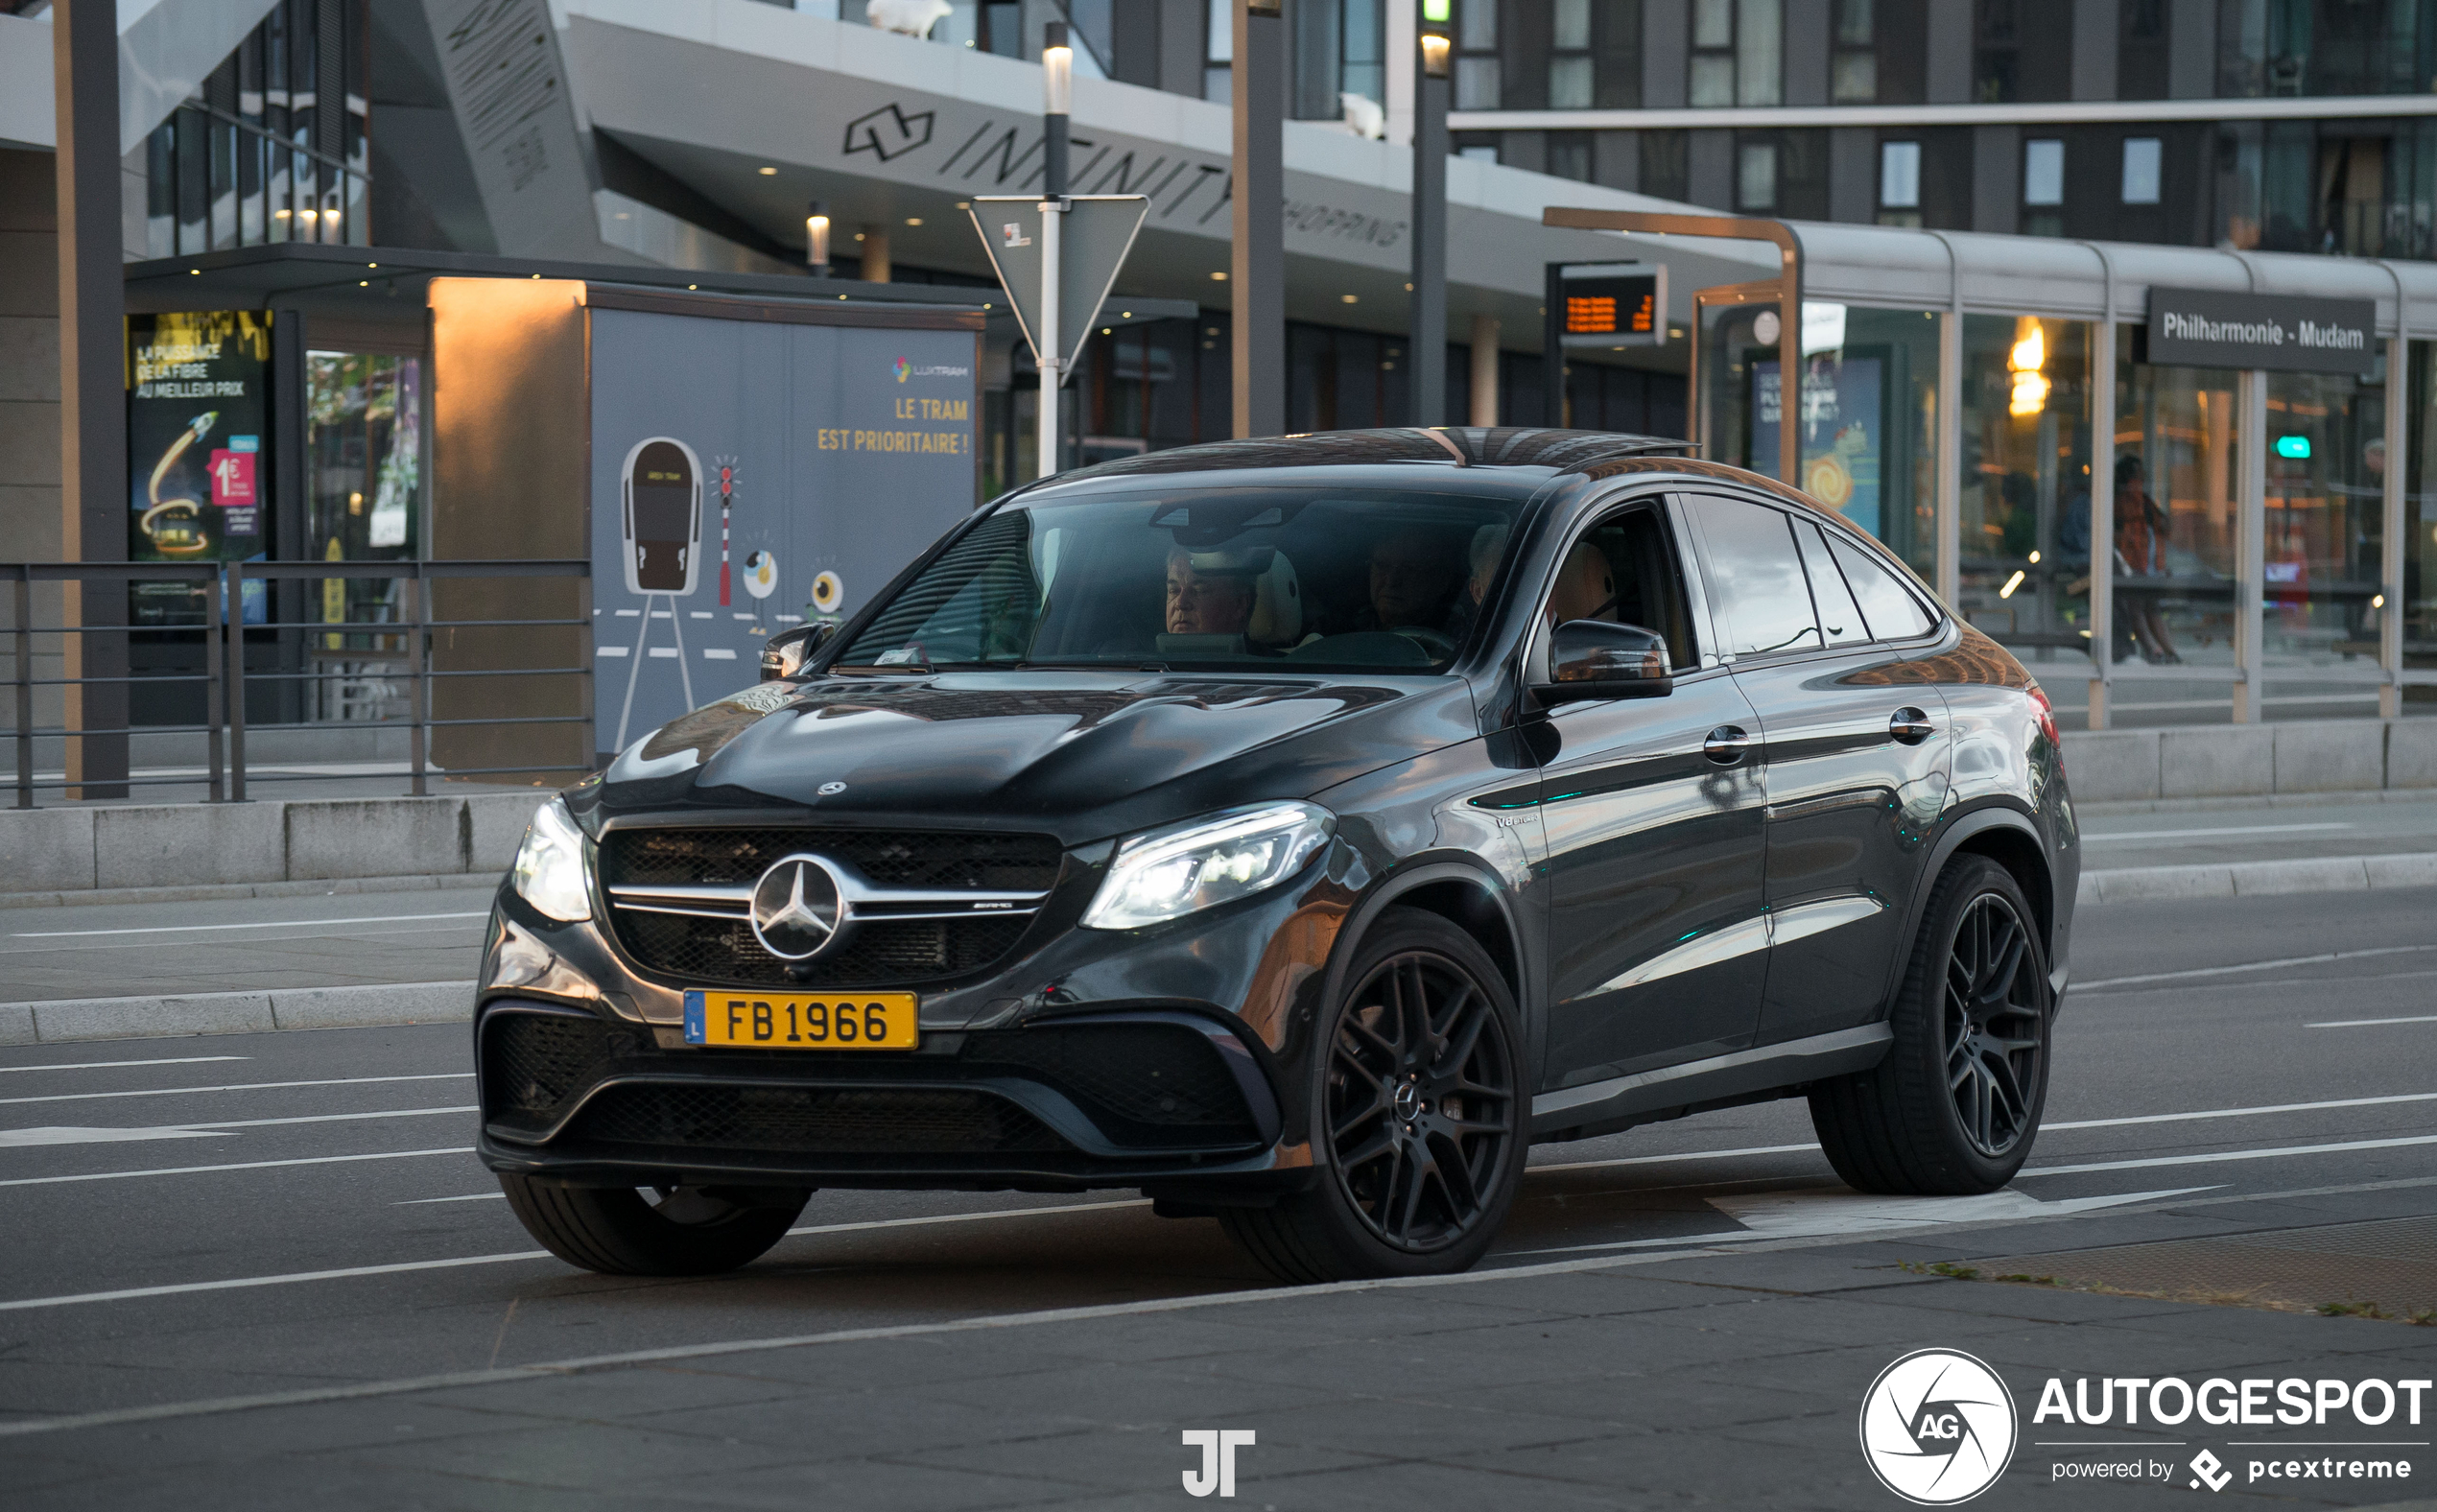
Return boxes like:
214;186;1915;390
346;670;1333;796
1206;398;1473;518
1037;200;1062;478
1410;18;1450;427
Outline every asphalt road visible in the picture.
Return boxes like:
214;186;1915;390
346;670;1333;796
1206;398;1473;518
2;887;2434;1507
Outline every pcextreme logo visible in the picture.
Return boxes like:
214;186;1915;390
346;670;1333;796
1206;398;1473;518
1859;1349;2019;1505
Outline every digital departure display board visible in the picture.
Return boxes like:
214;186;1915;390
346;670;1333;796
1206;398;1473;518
1549;264;1667;349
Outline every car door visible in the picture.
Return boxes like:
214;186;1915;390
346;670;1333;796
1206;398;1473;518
1533;497;1770;1096
1681;491;1952;1049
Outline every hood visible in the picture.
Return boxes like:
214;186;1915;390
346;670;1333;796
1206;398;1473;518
582;671;1482;843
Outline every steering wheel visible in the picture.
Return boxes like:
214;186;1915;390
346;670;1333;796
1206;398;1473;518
1393;626;1458;659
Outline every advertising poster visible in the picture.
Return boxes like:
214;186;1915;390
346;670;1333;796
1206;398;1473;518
128;312;272;564
587;308;979;752
1753;354;1885;539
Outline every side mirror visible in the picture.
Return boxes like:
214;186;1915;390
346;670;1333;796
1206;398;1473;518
759;622;836;681
1534;620;1673;703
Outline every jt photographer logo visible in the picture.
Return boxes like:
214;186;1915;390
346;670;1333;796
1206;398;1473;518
1860;1350;2020;1504
1181;1429;1255;1498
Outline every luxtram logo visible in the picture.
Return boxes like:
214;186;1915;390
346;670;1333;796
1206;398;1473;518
892;358;974;383
893;358;911;383
1859;1349;2019;1504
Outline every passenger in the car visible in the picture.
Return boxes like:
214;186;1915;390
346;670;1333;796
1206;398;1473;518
1442;522;1510;645
1364;529;1465;631
1549;539;1618;626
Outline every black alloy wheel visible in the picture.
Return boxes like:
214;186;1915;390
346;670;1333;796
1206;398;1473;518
1327;952;1515;1250
1943;892;2044;1158
1808;856;2053;1195
1219;908;1522;1283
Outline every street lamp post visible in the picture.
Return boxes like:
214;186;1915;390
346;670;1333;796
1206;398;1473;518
1036;22;1073;477
1411;13;1450;427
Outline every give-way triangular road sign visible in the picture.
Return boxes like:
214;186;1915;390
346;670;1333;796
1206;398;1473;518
968;194;1148;385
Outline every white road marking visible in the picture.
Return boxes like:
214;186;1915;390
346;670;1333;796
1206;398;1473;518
1528;1091;2437;1176
0;1126;230;1147
2309;1014;2437;1028
2074;945;2437;991
2019;1133;2437;1177
0;1056;249;1074
9;911;487;939
1;1199;1154;1311
0;1073;470;1107
0;1146;473;1188
2081;822;2354;843
0;925;484;957
397;1193;504;1204
0;1107;473;1147
1512;1187;2214;1256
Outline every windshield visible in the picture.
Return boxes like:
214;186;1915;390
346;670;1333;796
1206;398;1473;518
833;486;1522;673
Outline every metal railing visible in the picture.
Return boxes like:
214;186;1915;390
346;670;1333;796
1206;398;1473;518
6;559;590;808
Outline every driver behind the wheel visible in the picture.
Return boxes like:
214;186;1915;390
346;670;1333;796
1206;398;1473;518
1164;547;1304;649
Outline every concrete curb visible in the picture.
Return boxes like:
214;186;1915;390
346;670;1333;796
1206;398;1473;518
2077;852;2437;906
0;873;500;910
0;981;476;1046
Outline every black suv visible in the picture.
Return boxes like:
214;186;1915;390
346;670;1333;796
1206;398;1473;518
479;429;2075;1284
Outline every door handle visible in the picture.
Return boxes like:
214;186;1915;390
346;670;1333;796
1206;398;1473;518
1888;707;1937;744
1702;725;1752;765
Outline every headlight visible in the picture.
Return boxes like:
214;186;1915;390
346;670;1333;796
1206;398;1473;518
1081;801;1334;931
509;797;592;922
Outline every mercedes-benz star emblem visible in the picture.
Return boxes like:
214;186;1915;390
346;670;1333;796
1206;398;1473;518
750;854;847;960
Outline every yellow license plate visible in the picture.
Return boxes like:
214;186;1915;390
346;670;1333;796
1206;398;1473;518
682;991;919;1050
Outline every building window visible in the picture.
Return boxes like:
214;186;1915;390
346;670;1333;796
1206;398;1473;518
1832;0;1877;103
1458;143;1501;163
1640;129;1690;201
1455;0;1501;107
1691;0;1781;107
145;0;372;257
1738;139;1779;210
1879;139;1921;225
2117;0;2167;99
1549;130;1593;182
2122;136;2163;204
2023;137;2063;236
1205;0;1231;103
1290;0;1387;122
1550;0;1594;107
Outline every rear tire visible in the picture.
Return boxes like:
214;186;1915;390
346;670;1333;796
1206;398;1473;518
500;1175;808;1276
1808;856;2052;1195
1220;908;1523;1283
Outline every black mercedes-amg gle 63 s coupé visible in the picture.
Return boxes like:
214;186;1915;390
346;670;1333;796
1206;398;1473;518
477;428;2075;1284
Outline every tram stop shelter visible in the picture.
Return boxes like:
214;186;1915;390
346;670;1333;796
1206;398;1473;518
1550;208;2437;731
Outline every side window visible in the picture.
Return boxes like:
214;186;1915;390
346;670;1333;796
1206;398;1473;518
1794;521;1868;646
1690;496;1822;660
1541;505;1699;673
1825;532;1938;641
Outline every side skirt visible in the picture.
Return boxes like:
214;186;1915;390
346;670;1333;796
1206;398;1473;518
1526;1023;1893;1143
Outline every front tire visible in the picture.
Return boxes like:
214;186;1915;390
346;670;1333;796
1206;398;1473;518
1808;856;2053;1195
501;1175;808;1276
1221;908;1523;1283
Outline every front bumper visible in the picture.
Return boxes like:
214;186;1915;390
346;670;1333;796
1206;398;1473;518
473;844;1355;1193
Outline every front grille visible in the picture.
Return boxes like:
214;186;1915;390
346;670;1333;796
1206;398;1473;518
483;1011;612;1116
600;828;1060;987
571;1084;1066;1155
612;912;1033;988
602;828;1061;891
964;1023;1255;1143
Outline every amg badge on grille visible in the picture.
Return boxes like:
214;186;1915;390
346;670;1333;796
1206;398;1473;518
750;855;848;959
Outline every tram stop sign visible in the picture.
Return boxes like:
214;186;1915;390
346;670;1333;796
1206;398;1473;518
968;194;1148;383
